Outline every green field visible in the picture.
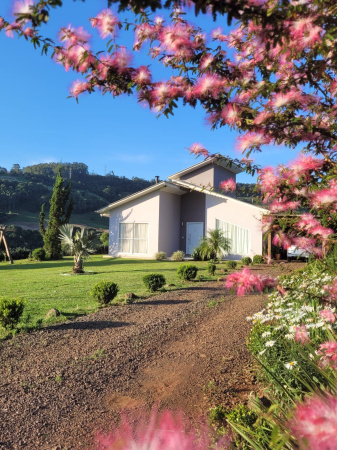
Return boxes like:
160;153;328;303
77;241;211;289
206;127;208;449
0;256;236;337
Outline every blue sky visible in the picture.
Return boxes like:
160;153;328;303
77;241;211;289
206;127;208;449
0;1;298;183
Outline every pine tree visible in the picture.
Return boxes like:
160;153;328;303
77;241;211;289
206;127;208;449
39;166;73;260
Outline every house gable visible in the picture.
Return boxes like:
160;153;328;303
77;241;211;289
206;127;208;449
168;157;241;190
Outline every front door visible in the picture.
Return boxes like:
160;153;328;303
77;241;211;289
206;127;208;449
186;222;204;254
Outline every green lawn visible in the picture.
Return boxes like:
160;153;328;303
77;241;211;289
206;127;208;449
0;256;237;337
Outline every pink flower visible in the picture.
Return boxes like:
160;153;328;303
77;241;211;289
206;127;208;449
221;104;241;127
70;80;89;98
96;407;229;449
188;143;209;158
59;25;91;45
225;268;276;296
270;89;302;108
236;132;271;153
5;22;21;38
294;325;311;344
13;0;33;17
320;310;337;323
325;278;337;302
193;74;222;98
318;341;337;369
132;66;152;85
90;9;119;39
219;178;236;192
289;393;337;450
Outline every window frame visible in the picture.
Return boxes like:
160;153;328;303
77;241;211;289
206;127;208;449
118;222;149;255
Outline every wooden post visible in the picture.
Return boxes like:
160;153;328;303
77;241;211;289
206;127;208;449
0;226;14;264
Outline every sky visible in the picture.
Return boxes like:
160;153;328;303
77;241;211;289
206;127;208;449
0;0;299;183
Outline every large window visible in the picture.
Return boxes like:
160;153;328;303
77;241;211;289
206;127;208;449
118;223;149;254
216;219;251;256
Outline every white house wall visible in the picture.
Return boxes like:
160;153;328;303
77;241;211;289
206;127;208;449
205;195;264;259
158;191;181;256
108;191;160;258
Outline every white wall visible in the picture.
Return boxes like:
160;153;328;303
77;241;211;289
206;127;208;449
205;195;265;258
158;191;181;256
108;191;160;258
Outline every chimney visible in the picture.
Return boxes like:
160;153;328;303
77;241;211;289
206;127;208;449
155;175;159;184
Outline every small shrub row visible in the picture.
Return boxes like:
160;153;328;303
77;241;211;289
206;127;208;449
177;264;198;280
143;273;166;292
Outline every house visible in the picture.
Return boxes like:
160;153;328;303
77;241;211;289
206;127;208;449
97;157;268;259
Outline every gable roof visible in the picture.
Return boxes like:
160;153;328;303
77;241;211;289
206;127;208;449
172;179;268;213
96;181;186;216
167;155;242;180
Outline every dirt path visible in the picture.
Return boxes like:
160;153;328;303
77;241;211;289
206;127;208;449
0;263;301;449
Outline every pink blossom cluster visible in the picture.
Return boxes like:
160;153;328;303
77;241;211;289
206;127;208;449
319;309;337;323
325;278;337;302
294;325;311;344
289;393;337;450
219;178;236;192
96;408;230;449
318;341;337;370
225;268;276;296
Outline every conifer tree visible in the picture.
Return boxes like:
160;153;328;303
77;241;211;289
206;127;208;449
39;166;73;260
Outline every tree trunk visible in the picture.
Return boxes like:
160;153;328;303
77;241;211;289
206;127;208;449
73;257;84;274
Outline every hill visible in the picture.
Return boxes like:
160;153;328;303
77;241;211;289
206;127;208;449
0;163;261;230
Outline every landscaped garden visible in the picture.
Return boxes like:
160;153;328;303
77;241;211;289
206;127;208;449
0;256;242;337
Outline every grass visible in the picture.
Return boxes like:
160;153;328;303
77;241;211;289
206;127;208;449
0;256;242;338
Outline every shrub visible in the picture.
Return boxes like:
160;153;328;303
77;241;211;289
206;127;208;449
155;251;167;261
32;247;46;261
242;256;252;266
226;260;237;269
143;273;166;292
171;250;185;261
191;247;202;261
253;254;265;264
10;247;31;260
0;297;26;330
177;264;198;281
0;251;5;262
90;281;119;306
207;262;216;276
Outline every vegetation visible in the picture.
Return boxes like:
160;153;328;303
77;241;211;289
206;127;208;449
207;262;216;276
171;250;185;261
241;257;252;266
32;247;46;261
0;257;227;336
252;255;265;265
198;229;231;262
177;264;198;281
0;297;25;330
155;251;167;261
59;224;99;273
100;231;109;252
142;273;166;292
39;167;73;260
226;261;237;270
90;280;119;307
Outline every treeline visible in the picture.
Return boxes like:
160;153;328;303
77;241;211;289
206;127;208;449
0;162;153;217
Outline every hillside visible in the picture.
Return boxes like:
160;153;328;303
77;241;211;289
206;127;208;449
0;163;261;230
0;163;154;229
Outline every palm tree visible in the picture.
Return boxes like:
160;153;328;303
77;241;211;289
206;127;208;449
59;224;99;273
198;229;231;261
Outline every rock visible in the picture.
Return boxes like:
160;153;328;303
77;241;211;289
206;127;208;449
165;284;175;287
124;292;137;300
46;308;60;319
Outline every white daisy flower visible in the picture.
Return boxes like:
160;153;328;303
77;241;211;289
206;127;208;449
265;340;275;347
285;361;297;370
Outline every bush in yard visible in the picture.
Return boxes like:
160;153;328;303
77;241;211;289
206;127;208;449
171;250;185;261
155;251;167;261
177;264;198;281
207;262;216;276
90;281;119;306
143;273;166;292
0;297;26;330
253;255;264;265
0;251;5;262
226;260;237;270
32;247;46;261
241;256;252;266
10;247;31;260
191;247;202;261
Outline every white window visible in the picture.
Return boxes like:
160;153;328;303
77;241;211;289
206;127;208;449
118;223;149;254
216;219;251;256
